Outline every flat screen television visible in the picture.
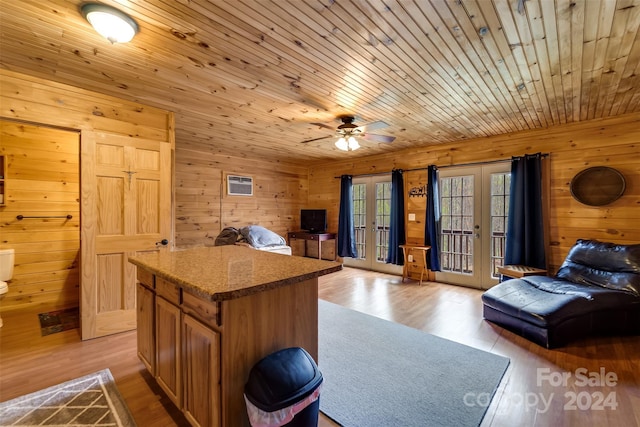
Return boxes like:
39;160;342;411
301;209;327;233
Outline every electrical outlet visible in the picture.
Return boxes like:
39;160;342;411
408;254;414;262
408;213;416;221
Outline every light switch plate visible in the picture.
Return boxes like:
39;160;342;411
408;213;416;221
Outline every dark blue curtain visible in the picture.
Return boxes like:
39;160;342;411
337;175;357;258
424;165;441;271
504;153;546;269
386;169;405;265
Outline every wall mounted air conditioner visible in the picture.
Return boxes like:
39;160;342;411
227;174;253;196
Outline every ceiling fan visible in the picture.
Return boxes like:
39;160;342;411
301;116;396;151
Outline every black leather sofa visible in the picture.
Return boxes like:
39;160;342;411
481;239;640;348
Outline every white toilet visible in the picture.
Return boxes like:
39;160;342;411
0;248;15;328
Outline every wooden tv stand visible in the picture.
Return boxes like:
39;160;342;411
287;231;337;260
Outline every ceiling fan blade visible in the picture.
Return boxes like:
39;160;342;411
356;120;389;133
363;133;395;143
301;135;334;144
309;122;335;130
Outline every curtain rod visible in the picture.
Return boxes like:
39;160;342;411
334;153;549;179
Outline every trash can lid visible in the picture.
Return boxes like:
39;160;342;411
244;347;323;412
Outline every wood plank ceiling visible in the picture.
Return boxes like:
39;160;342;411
1;0;639;163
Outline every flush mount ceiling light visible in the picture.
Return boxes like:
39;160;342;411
81;3;138;43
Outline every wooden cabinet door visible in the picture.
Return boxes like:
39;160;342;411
156;296;182;408
136;283;155;374
183;315;221;427
80;131;171;339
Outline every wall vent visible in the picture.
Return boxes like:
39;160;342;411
227;174;253;196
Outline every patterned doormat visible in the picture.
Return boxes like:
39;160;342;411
37;307;80;336
0;369;137;426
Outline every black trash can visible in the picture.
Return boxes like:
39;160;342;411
244;347;323;427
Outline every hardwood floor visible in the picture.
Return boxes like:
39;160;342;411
1;266;638;426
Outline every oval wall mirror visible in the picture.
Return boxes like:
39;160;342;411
570;166;626;206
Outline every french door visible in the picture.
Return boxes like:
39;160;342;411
343;176;402;275
436;164;510;289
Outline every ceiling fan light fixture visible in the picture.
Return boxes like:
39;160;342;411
81;3;138;43
335;137;349;151
303;116;392;150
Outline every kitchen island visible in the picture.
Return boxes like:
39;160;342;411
129;245;341;427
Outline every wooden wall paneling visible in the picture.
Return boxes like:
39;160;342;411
405;170;427;245
0;88;167;143
404;170;432;282
305;176;340;234
309;113;640;276
174;146;309;248
0;120;80;311
221;169;305;237
3;2;640;164
0;70;174;316
174;147;223;247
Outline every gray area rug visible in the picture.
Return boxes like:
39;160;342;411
318;300;509;427
0;369;136;426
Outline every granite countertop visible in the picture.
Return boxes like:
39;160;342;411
128;245;342;301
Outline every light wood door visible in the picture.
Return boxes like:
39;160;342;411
81;131;171;340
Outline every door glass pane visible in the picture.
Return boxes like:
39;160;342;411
490;173;511;277
440;175;474;274
375;182;392;263
352;183;366;259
